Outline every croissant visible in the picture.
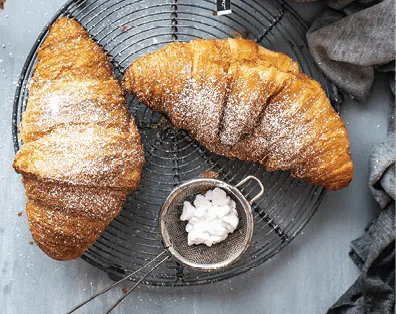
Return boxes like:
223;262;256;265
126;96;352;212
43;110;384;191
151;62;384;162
13;18;145;261
122;38;353;190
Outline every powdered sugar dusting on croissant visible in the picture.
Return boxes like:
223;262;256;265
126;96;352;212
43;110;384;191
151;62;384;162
13;18;145;261
122;37;353;190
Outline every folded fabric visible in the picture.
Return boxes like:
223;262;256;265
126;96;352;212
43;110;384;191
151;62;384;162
302;0;395;99
369;112;396;209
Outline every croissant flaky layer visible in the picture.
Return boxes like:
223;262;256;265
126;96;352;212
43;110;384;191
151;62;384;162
122;38;353;190
13;18;145;261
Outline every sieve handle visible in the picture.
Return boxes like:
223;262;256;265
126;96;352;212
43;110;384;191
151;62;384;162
65;251;169;314
105;254;170;313
235;176;265;205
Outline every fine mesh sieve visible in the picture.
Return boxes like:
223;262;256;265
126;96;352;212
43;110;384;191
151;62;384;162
160;176;263;270
68;176;264;313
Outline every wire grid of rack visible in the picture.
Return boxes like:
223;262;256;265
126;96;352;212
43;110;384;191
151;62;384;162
12;0;335;286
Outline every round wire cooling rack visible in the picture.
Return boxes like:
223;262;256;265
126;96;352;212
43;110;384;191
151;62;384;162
12;0;339;286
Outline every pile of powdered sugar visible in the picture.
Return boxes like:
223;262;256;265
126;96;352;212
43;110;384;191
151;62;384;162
180;187;239;247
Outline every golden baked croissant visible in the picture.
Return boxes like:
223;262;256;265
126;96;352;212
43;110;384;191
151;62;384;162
13;18;145;261
122;38;353;190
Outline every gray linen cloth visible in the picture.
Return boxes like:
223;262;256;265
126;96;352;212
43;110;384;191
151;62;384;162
305;0;395;100
294;0;395;313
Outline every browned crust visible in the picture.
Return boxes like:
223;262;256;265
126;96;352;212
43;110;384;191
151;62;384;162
122;37;353;190
13;18;145;261
0;0;6;12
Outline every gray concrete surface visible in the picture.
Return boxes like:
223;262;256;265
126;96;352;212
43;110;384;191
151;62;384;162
0;1;393;313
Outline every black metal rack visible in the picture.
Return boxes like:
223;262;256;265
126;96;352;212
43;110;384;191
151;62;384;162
12;0;332;286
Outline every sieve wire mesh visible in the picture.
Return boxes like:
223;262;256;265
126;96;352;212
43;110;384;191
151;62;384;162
160;179;253;270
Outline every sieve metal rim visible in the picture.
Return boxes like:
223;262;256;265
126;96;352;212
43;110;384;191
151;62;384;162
159;176;263;271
